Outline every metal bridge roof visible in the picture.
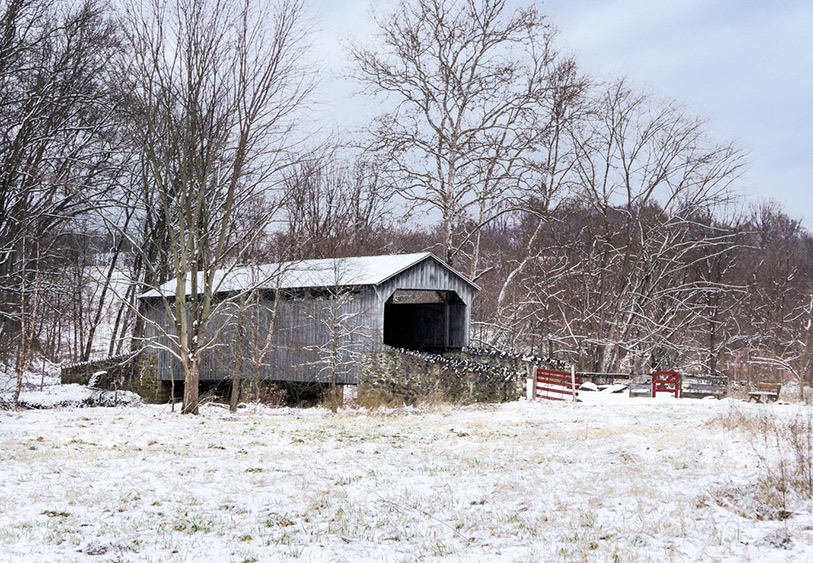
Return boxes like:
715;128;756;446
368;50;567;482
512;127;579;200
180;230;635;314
140;252;478;299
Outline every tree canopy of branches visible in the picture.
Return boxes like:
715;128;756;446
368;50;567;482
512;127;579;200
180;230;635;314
279;150;392;259
114;0;311;414
351;0;581;277
488;79;747;370
0;0;122;403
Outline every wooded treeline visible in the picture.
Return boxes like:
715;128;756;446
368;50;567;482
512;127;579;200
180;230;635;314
1;0;810;408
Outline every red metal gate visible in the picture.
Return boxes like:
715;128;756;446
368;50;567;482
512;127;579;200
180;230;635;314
535;368;581;401
652;370;680;398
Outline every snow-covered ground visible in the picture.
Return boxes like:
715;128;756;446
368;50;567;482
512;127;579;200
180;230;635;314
0;364;61;394
1;396;812;562
0;366;140;409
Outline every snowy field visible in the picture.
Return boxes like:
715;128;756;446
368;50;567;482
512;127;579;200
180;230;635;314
1;396;812;562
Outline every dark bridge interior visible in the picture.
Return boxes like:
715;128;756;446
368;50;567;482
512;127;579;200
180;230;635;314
383;290;466;353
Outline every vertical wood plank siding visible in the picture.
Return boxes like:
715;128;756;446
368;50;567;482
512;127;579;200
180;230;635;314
144;256;477;384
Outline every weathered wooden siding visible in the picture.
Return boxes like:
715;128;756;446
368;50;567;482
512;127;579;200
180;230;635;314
259;289;379;384
142;255;478;384
144;289;379;384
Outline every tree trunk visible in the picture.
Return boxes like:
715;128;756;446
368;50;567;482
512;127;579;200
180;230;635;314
230;305;245;413
182;355;200;415
13;238;39;408
330;303;340;413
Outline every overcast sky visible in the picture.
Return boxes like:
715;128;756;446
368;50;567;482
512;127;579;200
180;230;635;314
309;0;812;227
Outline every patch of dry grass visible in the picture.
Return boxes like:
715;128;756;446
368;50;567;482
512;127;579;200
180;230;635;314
711;405;813;529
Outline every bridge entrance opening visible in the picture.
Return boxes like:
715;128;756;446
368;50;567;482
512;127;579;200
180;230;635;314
383;290;466;353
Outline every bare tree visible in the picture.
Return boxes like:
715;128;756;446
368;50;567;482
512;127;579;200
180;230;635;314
114;0;312;414
350;0;574;275
281;149;391;259
12;236;39;406
298;258;372;413
486;79;746;371
0;0;121;368
492;58;588;339
747;203;813;398
566;81;744;372
225;272;282;413
683;212;749;376
79;220;135;362
322;260;369;412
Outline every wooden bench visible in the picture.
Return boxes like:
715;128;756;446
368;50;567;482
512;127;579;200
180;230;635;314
681;375;729;399
747;383;782;403
628;374;652;398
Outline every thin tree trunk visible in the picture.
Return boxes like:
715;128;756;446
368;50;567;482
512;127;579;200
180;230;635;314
13;238;39;408
182;355;200;415
330;293;340;413
230;299;246;413
82;214;131;361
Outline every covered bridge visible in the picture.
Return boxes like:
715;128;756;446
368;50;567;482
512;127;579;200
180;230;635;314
140;253;479;385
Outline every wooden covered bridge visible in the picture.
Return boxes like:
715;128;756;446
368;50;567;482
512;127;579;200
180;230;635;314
139;253;479;386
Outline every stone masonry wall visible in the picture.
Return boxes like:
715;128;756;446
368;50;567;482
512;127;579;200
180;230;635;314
360;347;560;405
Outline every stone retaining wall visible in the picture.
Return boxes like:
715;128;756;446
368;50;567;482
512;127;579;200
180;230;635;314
359;347;556;405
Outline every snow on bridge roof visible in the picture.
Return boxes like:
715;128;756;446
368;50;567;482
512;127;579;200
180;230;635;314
139;252;478;299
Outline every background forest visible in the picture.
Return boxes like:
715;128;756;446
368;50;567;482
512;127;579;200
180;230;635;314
1;0;811;404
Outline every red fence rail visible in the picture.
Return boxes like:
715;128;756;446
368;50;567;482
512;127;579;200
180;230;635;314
535;368;582;401
531;368;683;400
652;370;680;398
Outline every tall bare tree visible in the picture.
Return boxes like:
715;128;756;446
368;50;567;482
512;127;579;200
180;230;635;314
572;81;744;372
486;79;746;371
351;0;575;276
115;0;312;414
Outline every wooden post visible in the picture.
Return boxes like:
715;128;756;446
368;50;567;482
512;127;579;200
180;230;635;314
571;365;577;402
527;364;536;401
